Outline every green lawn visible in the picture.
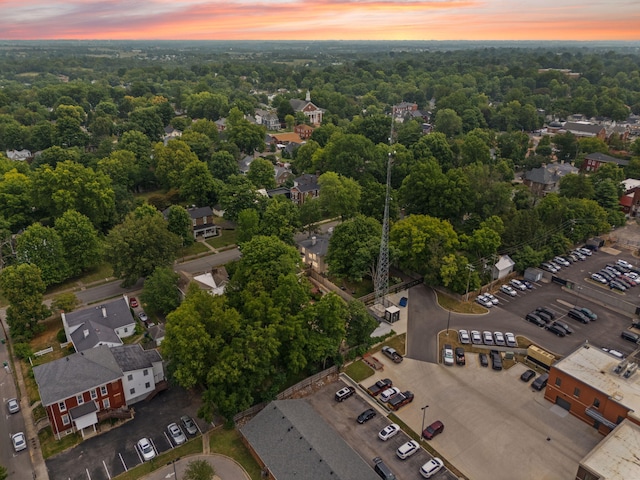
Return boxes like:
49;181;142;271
178;241;209;257
436;291;486;314
206;229;238;249
209;428;262;479
344;360;374;383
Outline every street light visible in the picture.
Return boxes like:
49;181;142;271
446;310;451;335
420;405;429;441
574;285;583;308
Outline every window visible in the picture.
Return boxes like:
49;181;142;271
101;386;108;396
76;394;84;405
124;327;128;333
61;414;70;425
573;387;580;398
130;388;135;395
555;377;562;387
103;399;110;409
127;374;133;381
59;401;67;412
90;389;97;400
143;369;148;376
593;398;600;408
145;382;150;389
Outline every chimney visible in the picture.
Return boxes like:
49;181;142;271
311;236;316;246
101;307;107;318
83;329;89;338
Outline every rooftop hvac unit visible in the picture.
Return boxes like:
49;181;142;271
614;360;628;375
624;363;638;379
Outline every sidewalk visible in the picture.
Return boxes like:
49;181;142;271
142;452;251;480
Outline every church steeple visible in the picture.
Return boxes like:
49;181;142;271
305;90;311;102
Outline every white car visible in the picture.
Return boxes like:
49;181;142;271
167;422;187;445
579;247;592;256
7;398;20;414
380;387;401;403
378;423;400;441
396;440;420;459
500;285;517;297
505;332;517;348
510;279;527;291
458;329;470;344
617;259;632;269
553;256;570;267
443;344;454;366
137;437;156;461
485;293;499;305
420;457;444;478
181;415;198;435
475;294;493;308
12;432;26;452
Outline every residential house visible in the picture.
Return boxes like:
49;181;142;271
544;343;640;436
255;109;281;131
392;102;418;115
266;186;291;200
581;152;629;172
269;132;304;146
162;126;182;145
186;206;219;239
522;162;579;196
238;155;254;174
148;323;166;347
290;91;324;126
5;149;32;161
294;123;314;139
62;296;136;353
561;122;606;140
215;118;226;132
290;174;320;206
620;179;640;217
240;399;379;480
192;268;227;296
298;233;330;273
274;162;293;186
492;255;515;280
33;344;165;439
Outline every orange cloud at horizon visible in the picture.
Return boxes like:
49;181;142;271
0;0;639;41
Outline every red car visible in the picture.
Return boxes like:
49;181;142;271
422;420;444;440
129;297;138;308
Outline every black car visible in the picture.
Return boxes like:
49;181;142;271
455;347;466;366
357;408;377;424
520;369;536;382
546;323;566;337
567;309;590;324
479;353;488;367
525;312;546;327
535;310;553;323
553;320;573;334
536;306;556;320
490;350;502;371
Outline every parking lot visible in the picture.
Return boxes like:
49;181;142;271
307;380;457;480
45;387;207;480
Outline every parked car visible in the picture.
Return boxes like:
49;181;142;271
500;284;517;297
388;391;414;411
485;293;500;305
382;346;403;363
525;312;546;327
420;458;444;478
578;247;592;256
373;456;397;480
455;347;466;366
553;256;570;267
621;331;640;344
479;353;489;367
167;422;187;445
12;432;26;452
138;311;149;323
568;309;590;324
520;369;536;382
378;423;400;441
510;279;527;291
458;329;471;344
367;378;392;396
617;259;632;269
7;398;20;414
578;307;597;321
476;294;493;308
591;273;607;284
541;262;558;273
602;348;625;359
535;309;553;323
522;280;533;289
610;281;628;292
536;306;556;319
482;331;494;345
505;332;517;348
129;297;139;308
137;437;156;461
493;331;506;346
442;344;454;366
335;386;356;402
546;323;566;337
422;420;444;440
471;330;483;345
380;387;401;403
553;320;573;334
357;408;377;424
490;350;503;371
396;440;420;460
181;415;198;435
532;373;549;391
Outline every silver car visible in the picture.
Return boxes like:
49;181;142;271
181;415;198;435
7;398;20;414
493;331;506;346
505;332;517;348
167;422;187;445
12;432;27;452
471;330;483;345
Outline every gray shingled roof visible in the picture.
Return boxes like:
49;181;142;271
69;401;98;420
524;163;578;185
70;318;123;352
33;345;122;406
240;400;379;480
187;206;213;219
584;152;629;166
110;344;162;372
65;298;134;351
293;174;319;193
563;122;605;134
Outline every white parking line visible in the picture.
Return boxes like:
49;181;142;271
102;460;111;479
164;431;174;448
85;468;91;480
119;452;127;472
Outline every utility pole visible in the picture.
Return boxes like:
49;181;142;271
465;264;475;302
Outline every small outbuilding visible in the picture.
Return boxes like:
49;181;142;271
492;255;515;280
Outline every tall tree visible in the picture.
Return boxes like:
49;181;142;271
260;197;301;244
140;266;181;315
247;158;276;189
326;215;381;282
166;205;194;246
153;140;200;190
17;223;70;286
318;172;361;220
104;205;181;286
54;210;102;277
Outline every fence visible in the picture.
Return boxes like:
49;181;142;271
233;365;338;424
358;277;424;305
307;270;354;302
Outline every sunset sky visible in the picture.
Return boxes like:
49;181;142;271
0;0;639;41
